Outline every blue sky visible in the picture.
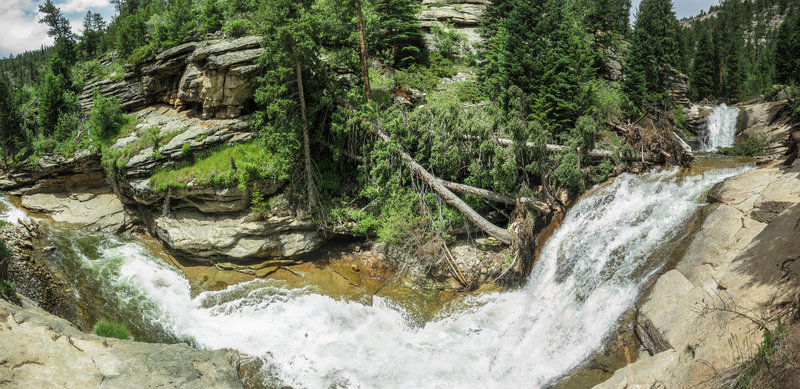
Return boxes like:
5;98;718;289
1;0;723;59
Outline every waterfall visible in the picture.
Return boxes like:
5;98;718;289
703;104;740;151
0;164;753;388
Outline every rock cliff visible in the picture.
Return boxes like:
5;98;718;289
595;160;800;388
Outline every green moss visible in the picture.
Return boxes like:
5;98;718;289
92;319;130;340
149;142;283;192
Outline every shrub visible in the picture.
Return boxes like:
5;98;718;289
180;142;191;156
0;280;20;304
92;319;131;340
88;94;127;145
717;136;769;157
223;19;253;38
430;22;467;60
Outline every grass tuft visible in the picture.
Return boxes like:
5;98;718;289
93;319;131;340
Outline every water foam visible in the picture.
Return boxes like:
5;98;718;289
0;165;755;388
703;104;740;151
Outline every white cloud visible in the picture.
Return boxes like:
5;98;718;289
0;0;52;55
60;0;110;14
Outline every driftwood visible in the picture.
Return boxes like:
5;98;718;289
370;124;513;244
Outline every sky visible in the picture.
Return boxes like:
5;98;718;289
630;0;720;23
0;0;723;59
0;0;114;59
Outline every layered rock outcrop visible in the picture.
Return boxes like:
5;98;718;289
0;296;244;389
737;100;794;155
0;152;133;233
595;161;800;388
79;36;262;119
418;0;490;50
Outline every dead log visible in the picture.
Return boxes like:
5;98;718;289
439;180;550;215
370;124;512;244
460;134;656;162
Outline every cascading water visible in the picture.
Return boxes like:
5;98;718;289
0;164;753;388
703;104;740;151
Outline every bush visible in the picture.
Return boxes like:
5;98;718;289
223;19;254;38
430;22;467;60
92;319;130;340
717;136;769;157
1;279;20;304
88;94;127;145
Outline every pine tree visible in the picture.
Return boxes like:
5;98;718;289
588;0;632;36
624;0;681;111
775;9;800;85
368;0;425;67
690;28;715;101
200;0;224;35
38;0;75;62
0;75;20;166
254;0;323;209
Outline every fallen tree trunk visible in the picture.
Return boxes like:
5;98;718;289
439;180;550;215
489;137;657;162
370;124;512;244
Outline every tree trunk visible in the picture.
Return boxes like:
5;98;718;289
370;123;511;244
355;0;371;102
439;180;551;215
293;50;318;209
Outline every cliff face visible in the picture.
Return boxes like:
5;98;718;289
0;36;323;265
418;0;490;50
79;35;262;120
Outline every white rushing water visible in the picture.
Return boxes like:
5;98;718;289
0;165;754;388
703;104;740;151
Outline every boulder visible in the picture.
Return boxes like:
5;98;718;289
592;350;677;389
736;100;794;155
0;297;244;389
21;192;132;233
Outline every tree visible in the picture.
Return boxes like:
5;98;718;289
775;9;800;85
624;0;681;110
0;75;21;166
38;0;75;61
254;0;323;209
690;28;715;101
164;0;197;45
588;0;632;36
368;0;425;67
200;0;224;34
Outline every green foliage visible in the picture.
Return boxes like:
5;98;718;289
690;28;715;101
624;0;681;111
776;9;800;85
0;280;19;304
200;0;224;34
587;0;632;37
554;149;585;196
366;0;425;67
92;319;131;340
149;142;284;192
222;19;254;37
430;22;467;60
716;136;769;157
393;53;456;92
88;94;127;145
734;323;787;389
180;142;191;156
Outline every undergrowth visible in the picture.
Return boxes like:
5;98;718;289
149;141;284;192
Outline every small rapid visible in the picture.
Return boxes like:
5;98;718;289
0;164;754;388
703;103;740;151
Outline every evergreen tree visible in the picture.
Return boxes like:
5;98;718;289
254;0;325;208
367;0;425;67
201;0;224;35
164;0;198;45
0;75;21;166
690;28;715;101
38;0;75;61
588;0;632;36
624;0;680;111
775;9;800;85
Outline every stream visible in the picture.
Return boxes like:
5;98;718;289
0;106;756;388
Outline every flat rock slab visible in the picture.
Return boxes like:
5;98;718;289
21;192;131;233
0;297;243;389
